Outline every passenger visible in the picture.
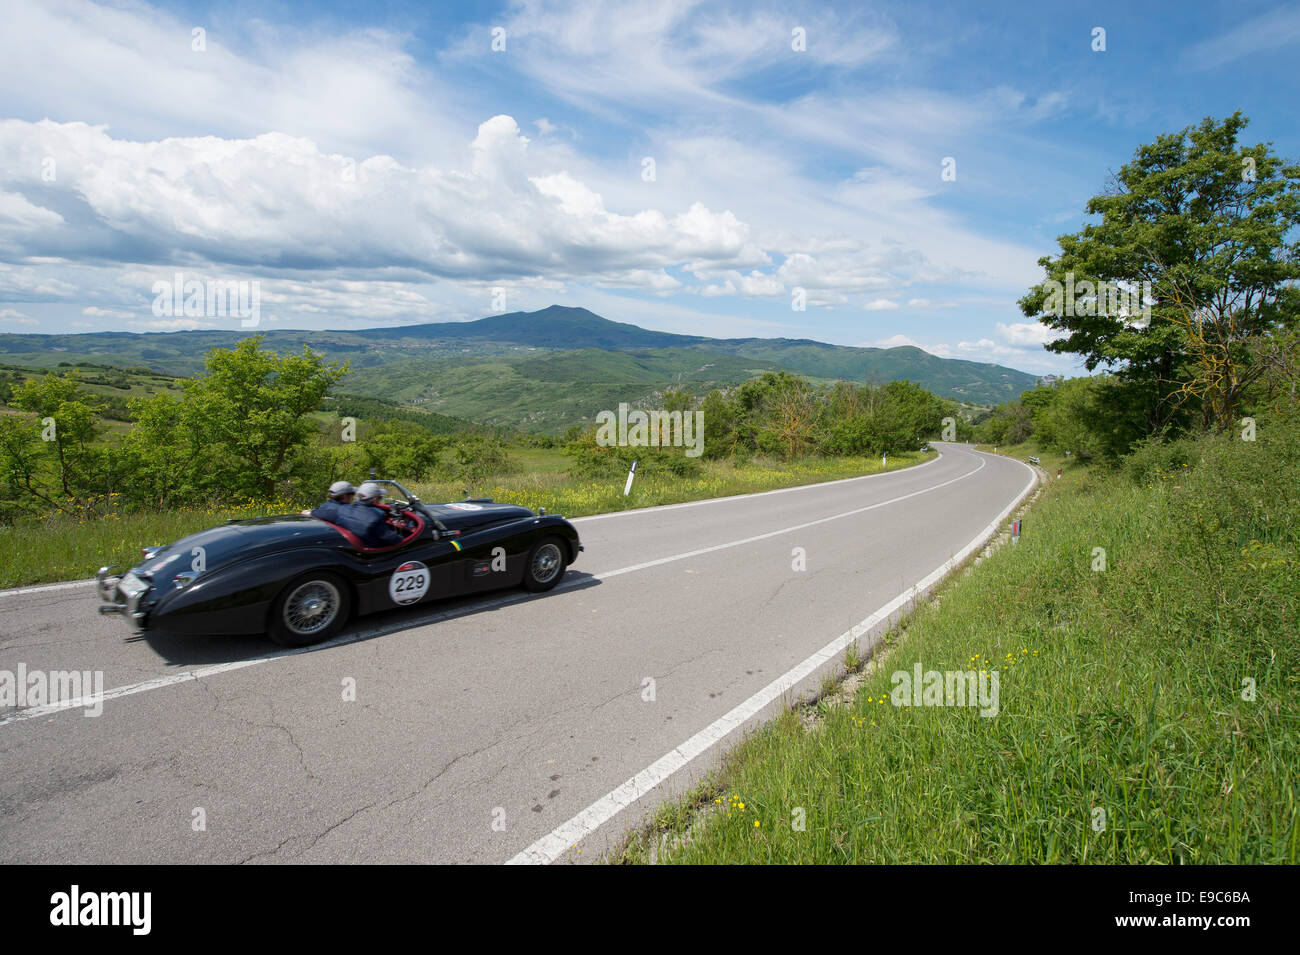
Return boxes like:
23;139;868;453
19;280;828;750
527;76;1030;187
340;482;405;548
305;481;356;522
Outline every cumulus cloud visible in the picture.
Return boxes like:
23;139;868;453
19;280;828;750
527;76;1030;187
776;252;892;293
996;320;1063;347
692;268;784;299
0;117;762;288
0;307;37;325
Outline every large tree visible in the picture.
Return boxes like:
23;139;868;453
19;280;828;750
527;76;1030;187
1019;113;1300;432
125;336;348;501
10;373;103;502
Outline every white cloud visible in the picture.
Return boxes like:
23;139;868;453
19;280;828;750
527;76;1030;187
592;269;682;292
691;268;784;299
131;318;217;330
0;307;37;325
996;321;1065;347
0;117;762;286
444;1;898;113
81;305;135;319
864;298;899;311
0;0;466;161
776;252;891;293
1184;7;1300;69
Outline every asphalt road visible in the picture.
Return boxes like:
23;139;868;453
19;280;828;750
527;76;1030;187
0;443;1034;864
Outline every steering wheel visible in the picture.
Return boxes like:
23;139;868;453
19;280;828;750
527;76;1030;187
385;501;417;535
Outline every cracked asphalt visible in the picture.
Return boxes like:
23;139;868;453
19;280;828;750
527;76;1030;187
0;444;1030;863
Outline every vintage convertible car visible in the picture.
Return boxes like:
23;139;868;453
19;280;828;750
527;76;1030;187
96;480;582;646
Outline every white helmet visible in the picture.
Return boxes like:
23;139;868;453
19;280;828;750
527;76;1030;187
356;481;385;502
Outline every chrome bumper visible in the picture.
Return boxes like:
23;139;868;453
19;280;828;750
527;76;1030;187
96;565;148;629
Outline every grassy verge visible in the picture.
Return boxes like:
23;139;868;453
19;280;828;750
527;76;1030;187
616;421;1299;863
0;449;930;589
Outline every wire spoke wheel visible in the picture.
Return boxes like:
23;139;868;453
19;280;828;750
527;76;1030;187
283;579;341;636
530;543;563;585
522;538;567;593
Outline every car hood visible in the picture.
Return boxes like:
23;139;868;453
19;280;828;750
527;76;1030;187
132;516;340;580
422;502;535;531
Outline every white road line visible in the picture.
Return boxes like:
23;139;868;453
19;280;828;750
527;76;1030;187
506;451;1037;865
0;579;95;599
0;452;989;728
0;588;546;727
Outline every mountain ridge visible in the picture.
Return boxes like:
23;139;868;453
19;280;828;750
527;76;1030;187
0;306;1040;425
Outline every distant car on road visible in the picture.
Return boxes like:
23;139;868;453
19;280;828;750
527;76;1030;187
96;480;582;646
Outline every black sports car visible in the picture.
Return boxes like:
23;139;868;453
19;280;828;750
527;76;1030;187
96;480;582;646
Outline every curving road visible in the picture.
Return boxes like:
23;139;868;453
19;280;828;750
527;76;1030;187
0;443;1034;864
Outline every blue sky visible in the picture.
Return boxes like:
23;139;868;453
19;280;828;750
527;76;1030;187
0;0;1297;374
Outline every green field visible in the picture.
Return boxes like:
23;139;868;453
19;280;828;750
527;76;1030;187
615;423;1299;864
0;448;931;589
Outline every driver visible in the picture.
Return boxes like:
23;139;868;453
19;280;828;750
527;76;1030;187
342;481;405;548
304;481;356;521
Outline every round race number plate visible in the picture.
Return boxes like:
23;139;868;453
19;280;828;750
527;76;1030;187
389;560;430;605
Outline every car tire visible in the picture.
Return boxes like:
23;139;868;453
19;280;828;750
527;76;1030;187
522;537;567;592
268;572;351;647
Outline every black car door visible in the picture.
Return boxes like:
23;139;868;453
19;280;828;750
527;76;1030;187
353;537;466;615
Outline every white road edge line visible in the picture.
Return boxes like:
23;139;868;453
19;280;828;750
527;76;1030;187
0;453;988;728
0;579;95;599
505;451;1037;865
0;453;946;601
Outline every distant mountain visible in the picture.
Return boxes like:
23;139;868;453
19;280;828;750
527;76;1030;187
370;306;1036;403
367;306;700;350
0;305;1039;430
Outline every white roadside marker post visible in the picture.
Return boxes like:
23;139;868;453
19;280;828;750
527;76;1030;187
623;459;637;496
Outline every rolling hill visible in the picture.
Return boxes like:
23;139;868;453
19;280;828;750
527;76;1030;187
0;305;1040;431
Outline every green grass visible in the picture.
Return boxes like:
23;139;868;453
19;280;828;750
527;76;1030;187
616;418;1299;864
0;448;931;588
410;450;929;523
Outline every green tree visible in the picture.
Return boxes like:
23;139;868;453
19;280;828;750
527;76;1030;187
1019;113;1300;433
0;416;50;520
11;373;104;502
699;389;740;459
735;371;821;458
124;337;348;501
980;400;1034;446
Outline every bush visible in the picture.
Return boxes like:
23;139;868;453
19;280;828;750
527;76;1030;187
1123;432;1200;485
563;431;704;479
